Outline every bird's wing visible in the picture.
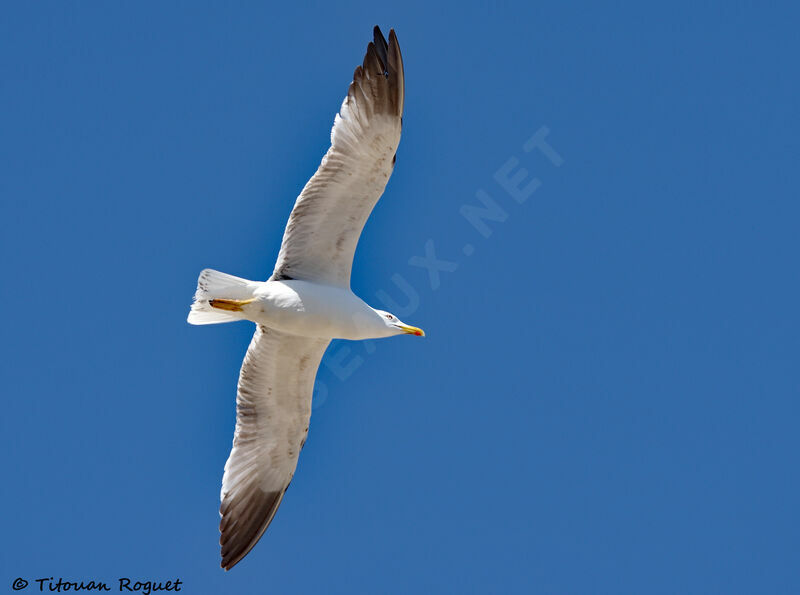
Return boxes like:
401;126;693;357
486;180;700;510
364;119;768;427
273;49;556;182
219;324;329;570
270;26;404;287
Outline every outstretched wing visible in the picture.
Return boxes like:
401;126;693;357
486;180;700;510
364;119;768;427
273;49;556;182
270;26;404;287
219;325;329;570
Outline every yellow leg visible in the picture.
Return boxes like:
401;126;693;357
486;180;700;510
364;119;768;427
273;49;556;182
208;298;255;312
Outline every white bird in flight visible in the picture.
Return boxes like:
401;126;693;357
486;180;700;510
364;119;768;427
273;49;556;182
187;26;423;570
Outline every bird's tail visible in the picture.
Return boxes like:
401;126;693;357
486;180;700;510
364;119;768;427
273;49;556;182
187;268;258;325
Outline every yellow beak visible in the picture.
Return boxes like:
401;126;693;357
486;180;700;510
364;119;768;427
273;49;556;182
399;324;425;337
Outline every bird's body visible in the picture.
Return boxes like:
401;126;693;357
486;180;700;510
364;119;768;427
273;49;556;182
195;272;414;340
187;27;422;570
251;279;386;340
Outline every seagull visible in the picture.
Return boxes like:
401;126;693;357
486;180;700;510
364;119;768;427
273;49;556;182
187;26;423;571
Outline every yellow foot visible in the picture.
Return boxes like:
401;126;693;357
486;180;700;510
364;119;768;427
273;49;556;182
208;298;255;312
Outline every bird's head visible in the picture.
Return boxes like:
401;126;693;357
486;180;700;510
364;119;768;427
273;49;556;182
372;309;425;337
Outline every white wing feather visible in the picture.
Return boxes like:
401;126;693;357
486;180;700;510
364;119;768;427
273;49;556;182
270;27;404;287
219;325;329;570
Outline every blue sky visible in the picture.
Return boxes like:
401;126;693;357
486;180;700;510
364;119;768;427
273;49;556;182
2;2;798;593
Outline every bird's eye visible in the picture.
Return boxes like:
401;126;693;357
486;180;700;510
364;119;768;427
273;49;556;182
385;314;394;320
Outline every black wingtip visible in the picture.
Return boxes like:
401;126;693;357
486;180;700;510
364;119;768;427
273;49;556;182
219;488;285;571
374;25;388;48
373;27;389;72
344;26;403;117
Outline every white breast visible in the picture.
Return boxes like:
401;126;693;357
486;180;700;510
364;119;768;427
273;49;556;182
250;280;374;339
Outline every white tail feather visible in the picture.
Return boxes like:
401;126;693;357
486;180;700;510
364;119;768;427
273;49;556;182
187;269;257;325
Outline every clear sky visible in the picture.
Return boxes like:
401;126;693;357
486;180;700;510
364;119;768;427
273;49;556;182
2;2;798;594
